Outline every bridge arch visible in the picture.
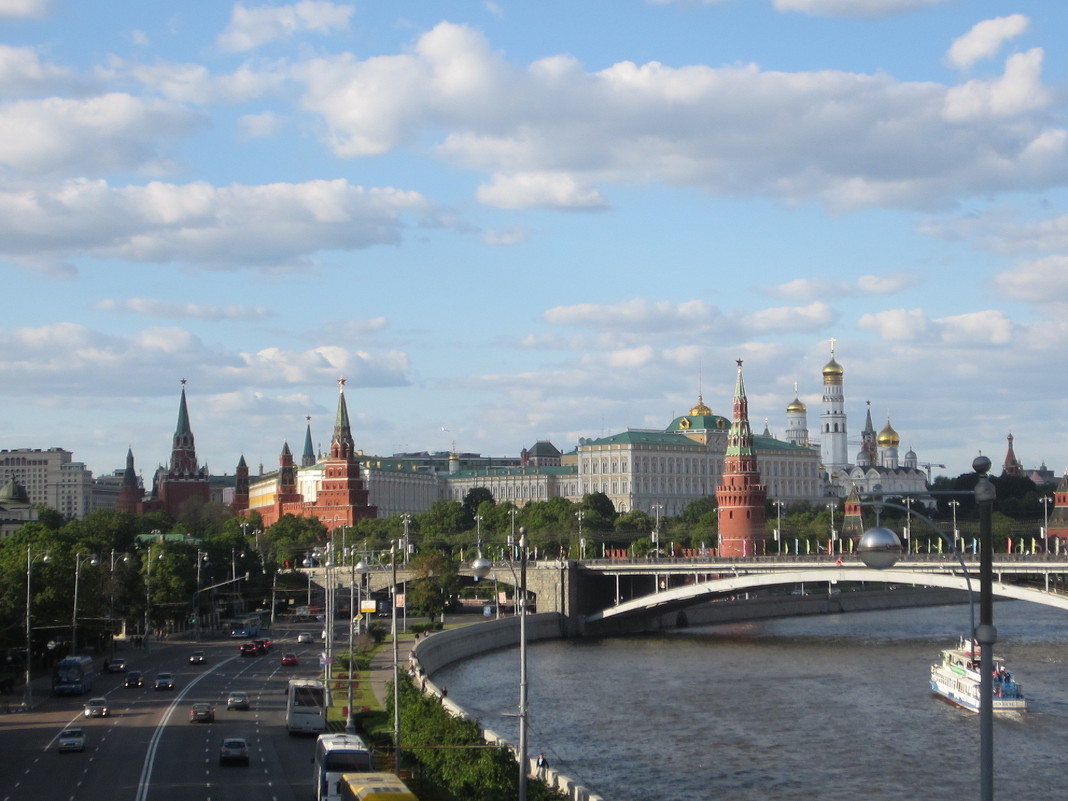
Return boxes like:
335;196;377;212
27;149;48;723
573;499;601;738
585;568;1068;625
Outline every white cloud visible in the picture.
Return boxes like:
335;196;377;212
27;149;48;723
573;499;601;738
0;0;50;20
943;49;1049;122
0;178;433;273
290;22;1067;214
772;0;949;19
770;272;919;300
477;172;608;210
993;257;1068;305
0;45;71;95
94;298;274;321
945;14;1030;71
0;94;201;177
481;227;528;245
743;301;835;333
544;298;719;333
238;111;283;140
860;307;1015;345
130;61;286;104
857;308;930;340
218;1;353;53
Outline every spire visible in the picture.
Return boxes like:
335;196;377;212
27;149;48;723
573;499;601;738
726;360;754;458
330;377;356;459
168;379;200;475
1003;433;1023;477
175;379;192;437
302;415;316;467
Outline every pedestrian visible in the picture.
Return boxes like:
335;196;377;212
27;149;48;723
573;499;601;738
536;752;549;779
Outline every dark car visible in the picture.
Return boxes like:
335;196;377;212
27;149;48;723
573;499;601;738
102;657;126;673
124;670;144;688
219;737;250;766
252;639;270;654
189;702;215;723
239;642;258;657
226;691;250;710
189;651;206;665
154;673;175;691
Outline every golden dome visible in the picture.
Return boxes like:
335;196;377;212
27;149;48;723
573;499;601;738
877;418;900;447
689;394;712;416
822;357;844;378
787;395;806;413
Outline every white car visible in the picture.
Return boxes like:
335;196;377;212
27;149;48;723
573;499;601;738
84;697;109;718
57;728;86;752
296;631;314;643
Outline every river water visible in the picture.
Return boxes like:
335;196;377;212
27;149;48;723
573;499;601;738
433;601;1068;801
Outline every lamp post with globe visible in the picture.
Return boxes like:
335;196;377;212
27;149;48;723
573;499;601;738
857;455;996;801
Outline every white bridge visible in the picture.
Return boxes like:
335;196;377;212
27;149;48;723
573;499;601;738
581;556;1068;625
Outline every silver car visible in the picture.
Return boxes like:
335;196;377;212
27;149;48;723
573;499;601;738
57;728;86;752
84;697;109;718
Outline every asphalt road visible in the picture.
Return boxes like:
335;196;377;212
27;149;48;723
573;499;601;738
0;622;328;801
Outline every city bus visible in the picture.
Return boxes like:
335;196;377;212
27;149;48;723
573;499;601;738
286;678;327;734
51;655;97;696
229;615;261;638
339;772;418;801
312;733;375;801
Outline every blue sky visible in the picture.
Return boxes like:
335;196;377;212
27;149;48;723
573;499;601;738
2;0;1067;484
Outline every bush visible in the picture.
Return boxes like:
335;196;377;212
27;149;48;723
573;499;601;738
388;679;564;801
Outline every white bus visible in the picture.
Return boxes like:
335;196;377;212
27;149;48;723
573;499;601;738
313;733;375;801
286;679;327;734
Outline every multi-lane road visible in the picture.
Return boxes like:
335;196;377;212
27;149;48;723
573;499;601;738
1;623;326;801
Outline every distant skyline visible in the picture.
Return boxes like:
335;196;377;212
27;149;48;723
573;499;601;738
2;1;1067;482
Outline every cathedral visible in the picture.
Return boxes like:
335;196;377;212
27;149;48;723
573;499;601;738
786;342;932;504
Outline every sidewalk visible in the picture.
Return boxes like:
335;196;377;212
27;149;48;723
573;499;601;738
366;634;416;708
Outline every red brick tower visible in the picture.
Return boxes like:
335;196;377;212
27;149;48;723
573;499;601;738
116;447;143;513
232;454;249;513
716;360;767;557
154;380;210;516
1002;433;1023;477
304;377;377;532
1046;472;1068;547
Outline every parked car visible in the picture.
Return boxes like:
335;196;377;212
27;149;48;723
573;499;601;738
239;642;258;657
219;737;250;766
102;657;126;673
189;702;215;723
84;697;109;718
280;653;299;666
124;670;144;688
226;691;250;710
296;631;314;643
189;651;206;665
154;673;175;690
57;728;86;753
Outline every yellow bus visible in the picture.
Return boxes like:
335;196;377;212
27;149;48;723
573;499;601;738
339;772;418;801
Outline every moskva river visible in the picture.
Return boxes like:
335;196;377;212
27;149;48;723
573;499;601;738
434;601;1068;801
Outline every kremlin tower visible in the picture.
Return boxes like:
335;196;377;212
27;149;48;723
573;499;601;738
716;360;768;557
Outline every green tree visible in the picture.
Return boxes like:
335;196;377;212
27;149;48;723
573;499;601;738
462;488;495;528
404;551;460;620
417;501;467;542
264;514;326;569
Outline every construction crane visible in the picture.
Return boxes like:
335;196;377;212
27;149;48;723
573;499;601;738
919;462;946;482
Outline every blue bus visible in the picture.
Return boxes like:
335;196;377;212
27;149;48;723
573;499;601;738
52;655;97;696
229;615;261;638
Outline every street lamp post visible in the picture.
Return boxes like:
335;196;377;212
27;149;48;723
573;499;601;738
346;554;368;734
948;500;961;550
518;527;529;801
72;552;98;655
107;549;129;658
391;541;401;774
574;510;584;560
857;455;996;801
194;550;209;641
24;546;50;709
826;503;837;554
773;500;785;555
1040;496;1053;551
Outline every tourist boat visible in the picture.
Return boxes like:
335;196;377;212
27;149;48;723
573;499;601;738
929;637;1026;713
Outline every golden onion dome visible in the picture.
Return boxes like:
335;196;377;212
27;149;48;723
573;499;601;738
878;419;900;447
786;395;806;413
822;357;844;378
689;394;712;416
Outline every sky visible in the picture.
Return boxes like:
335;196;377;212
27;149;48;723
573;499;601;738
2;0;1067;485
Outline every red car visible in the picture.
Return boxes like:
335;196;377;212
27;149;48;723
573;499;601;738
280;653;299;666
239;642;258;657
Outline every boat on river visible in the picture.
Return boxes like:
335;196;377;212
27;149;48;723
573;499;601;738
930;637;1026;713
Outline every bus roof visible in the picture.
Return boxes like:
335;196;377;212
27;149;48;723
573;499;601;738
340;772;418;801
316;733;370;751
